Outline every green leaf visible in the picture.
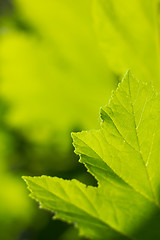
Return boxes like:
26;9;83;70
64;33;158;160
93;0;160;88
23;71;160;239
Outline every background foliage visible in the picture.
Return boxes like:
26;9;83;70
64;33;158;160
0;0;160;240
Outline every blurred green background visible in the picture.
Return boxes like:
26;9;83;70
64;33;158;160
0;0;160;239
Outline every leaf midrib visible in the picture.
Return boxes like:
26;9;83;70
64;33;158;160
127;73;160;207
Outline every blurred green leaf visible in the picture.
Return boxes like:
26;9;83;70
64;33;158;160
93;0;160;88
0;0;116;149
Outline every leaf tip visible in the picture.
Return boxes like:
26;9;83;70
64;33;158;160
22;176;29;182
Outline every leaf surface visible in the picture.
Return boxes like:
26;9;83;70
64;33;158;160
24;71;160;239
